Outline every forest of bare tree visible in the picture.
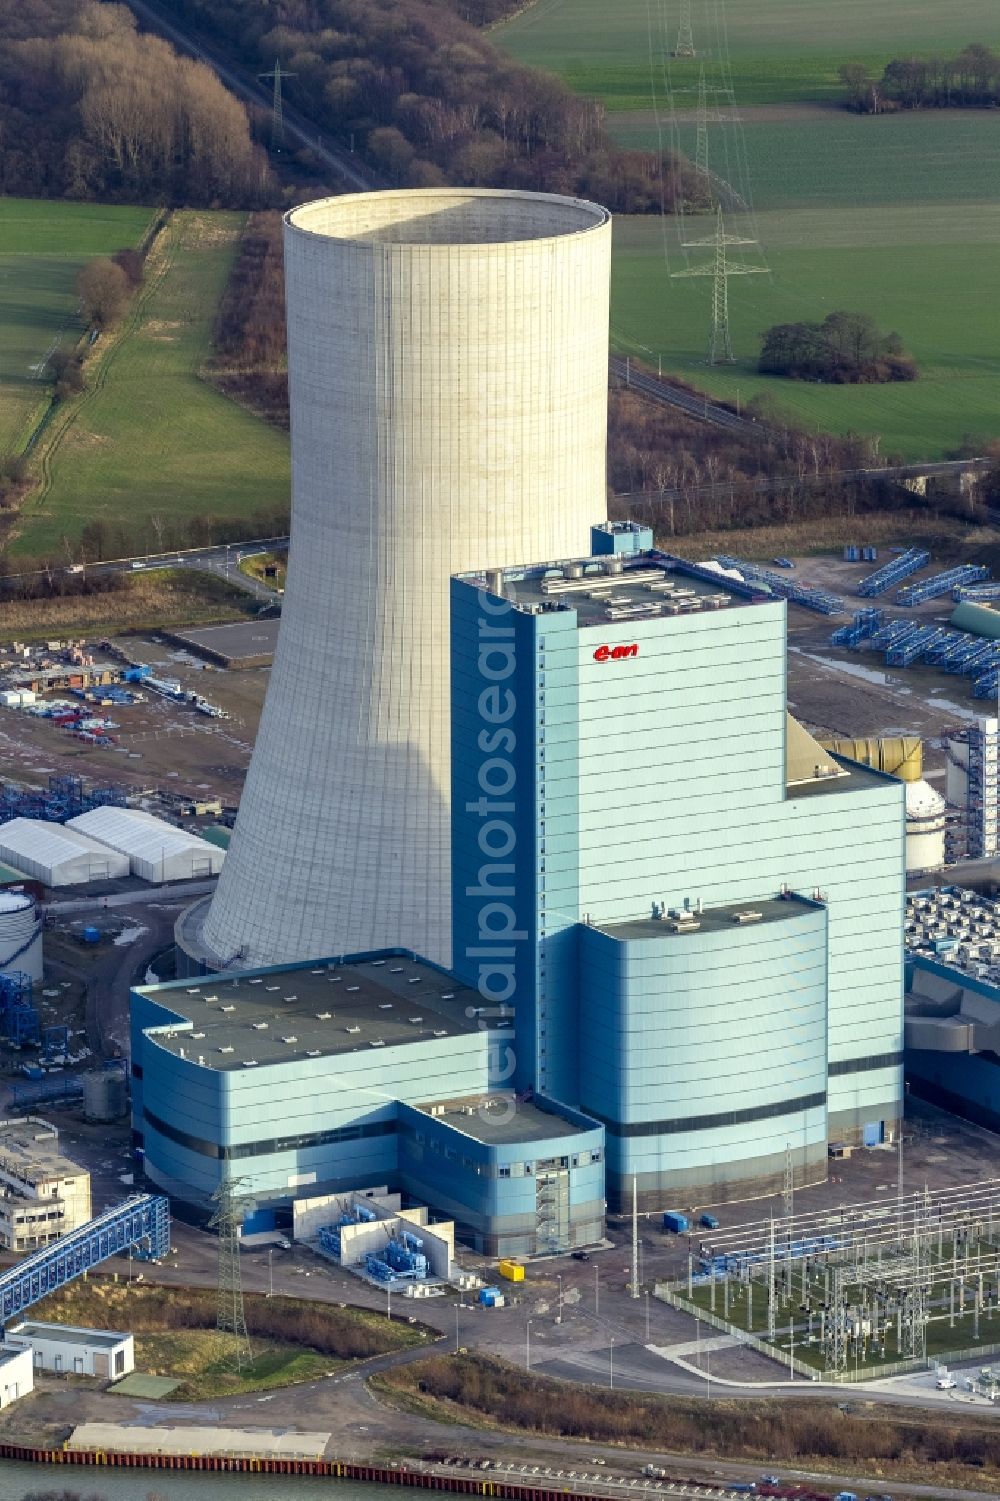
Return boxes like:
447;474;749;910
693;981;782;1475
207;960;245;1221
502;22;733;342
169;0;703;212
0;0;271;203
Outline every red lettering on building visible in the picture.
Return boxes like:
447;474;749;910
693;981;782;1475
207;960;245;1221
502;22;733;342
593;643;639;662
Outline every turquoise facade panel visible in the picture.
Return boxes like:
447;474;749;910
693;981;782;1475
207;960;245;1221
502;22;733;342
451;553;905;1208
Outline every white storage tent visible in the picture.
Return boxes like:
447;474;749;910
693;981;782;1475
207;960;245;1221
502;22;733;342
0;819;129;886
67;807;225;883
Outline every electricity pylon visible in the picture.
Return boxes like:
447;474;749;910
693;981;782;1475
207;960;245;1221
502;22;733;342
673;0;696;57
258;59;297;153
210;1175;253;1372
695;65;710;182
672;204;766;364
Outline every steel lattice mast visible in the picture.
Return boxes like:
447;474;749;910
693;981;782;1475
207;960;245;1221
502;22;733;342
674;0;696;57
258;59;297;153
210;1175;253;1372
672;204;765;364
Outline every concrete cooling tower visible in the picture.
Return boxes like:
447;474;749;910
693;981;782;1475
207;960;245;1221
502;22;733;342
184;188;612;972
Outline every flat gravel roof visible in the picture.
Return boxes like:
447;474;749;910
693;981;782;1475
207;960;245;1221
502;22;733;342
595;894;819;943
141;957;487;1071
417;1095;595;1145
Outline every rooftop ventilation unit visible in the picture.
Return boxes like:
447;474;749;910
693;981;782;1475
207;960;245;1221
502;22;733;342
281;1035;298;1044
311;968;325;974
248;978;263;985
409;1016;424;1024
252;1021;268;1031
218;1045;234;1054
732;910;764;924
221;1004;235;1013
345;1025;361;1034
407;977;422;984
390;967;404;973
243;1059;258;1068
192;1031;205;1039
186;988;201;995
204;995;218;1003
315;1011;332;1020
306;1049;321;1057
266;985;280;992
347;985;360;992
379;1002;393;1010
371;959;386;966
370;1039;385;1048
433;1029;448;1037
441;992;454;1000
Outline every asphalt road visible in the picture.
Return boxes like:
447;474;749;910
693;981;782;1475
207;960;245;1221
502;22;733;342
1;537;288;598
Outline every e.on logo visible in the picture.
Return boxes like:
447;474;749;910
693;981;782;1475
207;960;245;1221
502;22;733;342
593;643;639;663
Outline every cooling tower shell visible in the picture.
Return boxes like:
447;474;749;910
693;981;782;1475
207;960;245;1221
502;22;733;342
198;189;612;970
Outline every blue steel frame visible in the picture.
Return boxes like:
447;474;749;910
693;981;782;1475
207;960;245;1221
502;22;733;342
0;1194;169;1325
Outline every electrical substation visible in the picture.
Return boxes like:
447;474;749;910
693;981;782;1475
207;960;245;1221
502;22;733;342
660;1173;1000;1379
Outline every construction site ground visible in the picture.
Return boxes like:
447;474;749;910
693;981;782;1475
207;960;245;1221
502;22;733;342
0;631;266;804
773;549;994;782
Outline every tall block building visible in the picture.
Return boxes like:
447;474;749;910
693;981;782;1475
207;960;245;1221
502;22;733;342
451;525;905;1210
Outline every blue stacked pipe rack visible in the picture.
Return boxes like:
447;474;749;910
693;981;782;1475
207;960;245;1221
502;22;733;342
896;564;989;606
714;556;844;615
857;548;930;597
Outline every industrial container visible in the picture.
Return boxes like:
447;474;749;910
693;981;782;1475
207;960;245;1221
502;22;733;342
699;1213;719;1230
662;1211;689;1234
843;546;859;562
498;1259;525;1282
81;926;101;944
83;1069;127;1122
479;1287;505;1307
0;691;20;708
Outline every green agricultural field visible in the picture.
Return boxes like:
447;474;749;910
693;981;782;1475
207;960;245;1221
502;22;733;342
611;205;1000;460
608;110;1000;211
497;0;1000;110
15;210;290;557
0;199;154;455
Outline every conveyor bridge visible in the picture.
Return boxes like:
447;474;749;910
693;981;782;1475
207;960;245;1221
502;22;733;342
0;1194;169;1325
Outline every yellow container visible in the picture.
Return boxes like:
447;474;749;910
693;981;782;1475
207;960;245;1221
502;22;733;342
498;1259;525;1282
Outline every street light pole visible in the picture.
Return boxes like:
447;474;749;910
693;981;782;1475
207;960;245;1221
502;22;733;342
644;1289;650;1342
595;1265;599;1316
526;1318;532;1372
455;1302;460;1352
610;1335;614;1390
557;1274;563;1324
267;1248;273;1298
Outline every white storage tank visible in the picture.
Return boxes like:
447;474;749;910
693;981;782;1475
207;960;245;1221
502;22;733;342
905;779;946;873
0;891;42;983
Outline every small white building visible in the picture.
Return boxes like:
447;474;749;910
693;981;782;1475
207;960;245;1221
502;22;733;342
6;1321;133;1381
0;1345;33;1406
68;807;224;883
0;819;129;886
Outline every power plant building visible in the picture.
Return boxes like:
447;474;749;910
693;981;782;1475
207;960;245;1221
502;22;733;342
145;525;906;1234
450;525;906;1209
187;188;612;975
131;955;604;1255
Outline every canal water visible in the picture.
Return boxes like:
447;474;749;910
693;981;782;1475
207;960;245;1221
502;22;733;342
0;1461;398;1501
